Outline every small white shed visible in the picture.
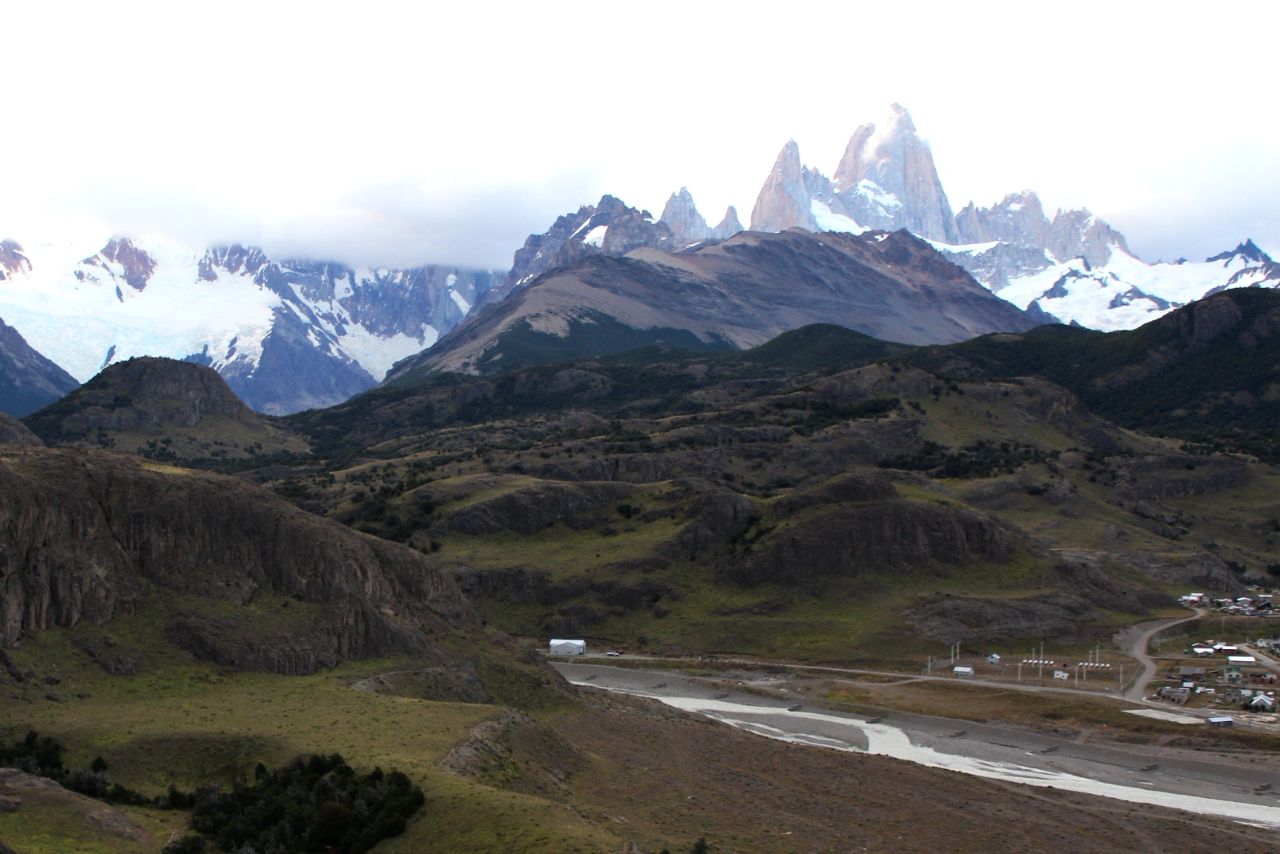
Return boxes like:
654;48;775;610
549;638;586;656
953;666;975;678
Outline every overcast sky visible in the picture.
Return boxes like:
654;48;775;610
2;1;1276;269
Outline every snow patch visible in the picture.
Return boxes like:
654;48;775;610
810;200;867;235
582;225;608;248
853;179;902;212
449;288;472;314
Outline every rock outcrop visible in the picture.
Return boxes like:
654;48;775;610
729;500;1019;586
0;240;30;280
710;206;744;240
492;195;674;305
830;104;958;242
0;447;477;672
660;187;711;246
749;140;818;233
82;238;157;291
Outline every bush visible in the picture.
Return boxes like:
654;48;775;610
189;753;424;853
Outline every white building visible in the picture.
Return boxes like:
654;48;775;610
549;638;586;656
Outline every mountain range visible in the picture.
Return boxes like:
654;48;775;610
2;104;1277;420
741;104;1280;328
0;236;499;414
388;227;1037;379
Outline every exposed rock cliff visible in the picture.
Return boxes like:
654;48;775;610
660;187;711;246
493;195;674;305
749;141;818;233
710;206;744;241
831;104;958;242
728;499;1020;586
0;447;477;673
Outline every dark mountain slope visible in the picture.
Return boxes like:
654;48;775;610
0;316;79;417
288;323;911;462
903;288;1280;459
388;228;1037;380
24;356;308;463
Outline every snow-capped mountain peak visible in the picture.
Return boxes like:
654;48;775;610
1207;238;1272;266
746;105;1278;332
756;105;957;243
0;235;499;413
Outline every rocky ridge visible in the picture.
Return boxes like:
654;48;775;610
487;195;675;308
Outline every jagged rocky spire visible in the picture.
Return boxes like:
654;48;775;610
831;104;958;242
750;140;818;233
660;187;711;246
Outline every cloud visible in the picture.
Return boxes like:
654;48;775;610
2;2;1277;272
257;174;600;270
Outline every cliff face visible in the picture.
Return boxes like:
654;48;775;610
728;500;1020;586
750;140;819;233
0;447;477;672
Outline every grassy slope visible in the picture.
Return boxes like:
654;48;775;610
0;613;621;853
273;353;1280;672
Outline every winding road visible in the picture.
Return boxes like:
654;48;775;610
1115;608;1206;700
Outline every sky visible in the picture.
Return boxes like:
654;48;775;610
2;0;1277;270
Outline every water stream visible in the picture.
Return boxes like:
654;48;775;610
570;679;1280;829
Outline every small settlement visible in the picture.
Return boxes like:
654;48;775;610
1157;590;1280;716
1179;590;1277;616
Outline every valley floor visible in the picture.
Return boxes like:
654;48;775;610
555;662;1280;832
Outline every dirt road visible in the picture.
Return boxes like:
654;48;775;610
1115;608;1205;700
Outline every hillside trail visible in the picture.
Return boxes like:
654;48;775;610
1117;608;1205;701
